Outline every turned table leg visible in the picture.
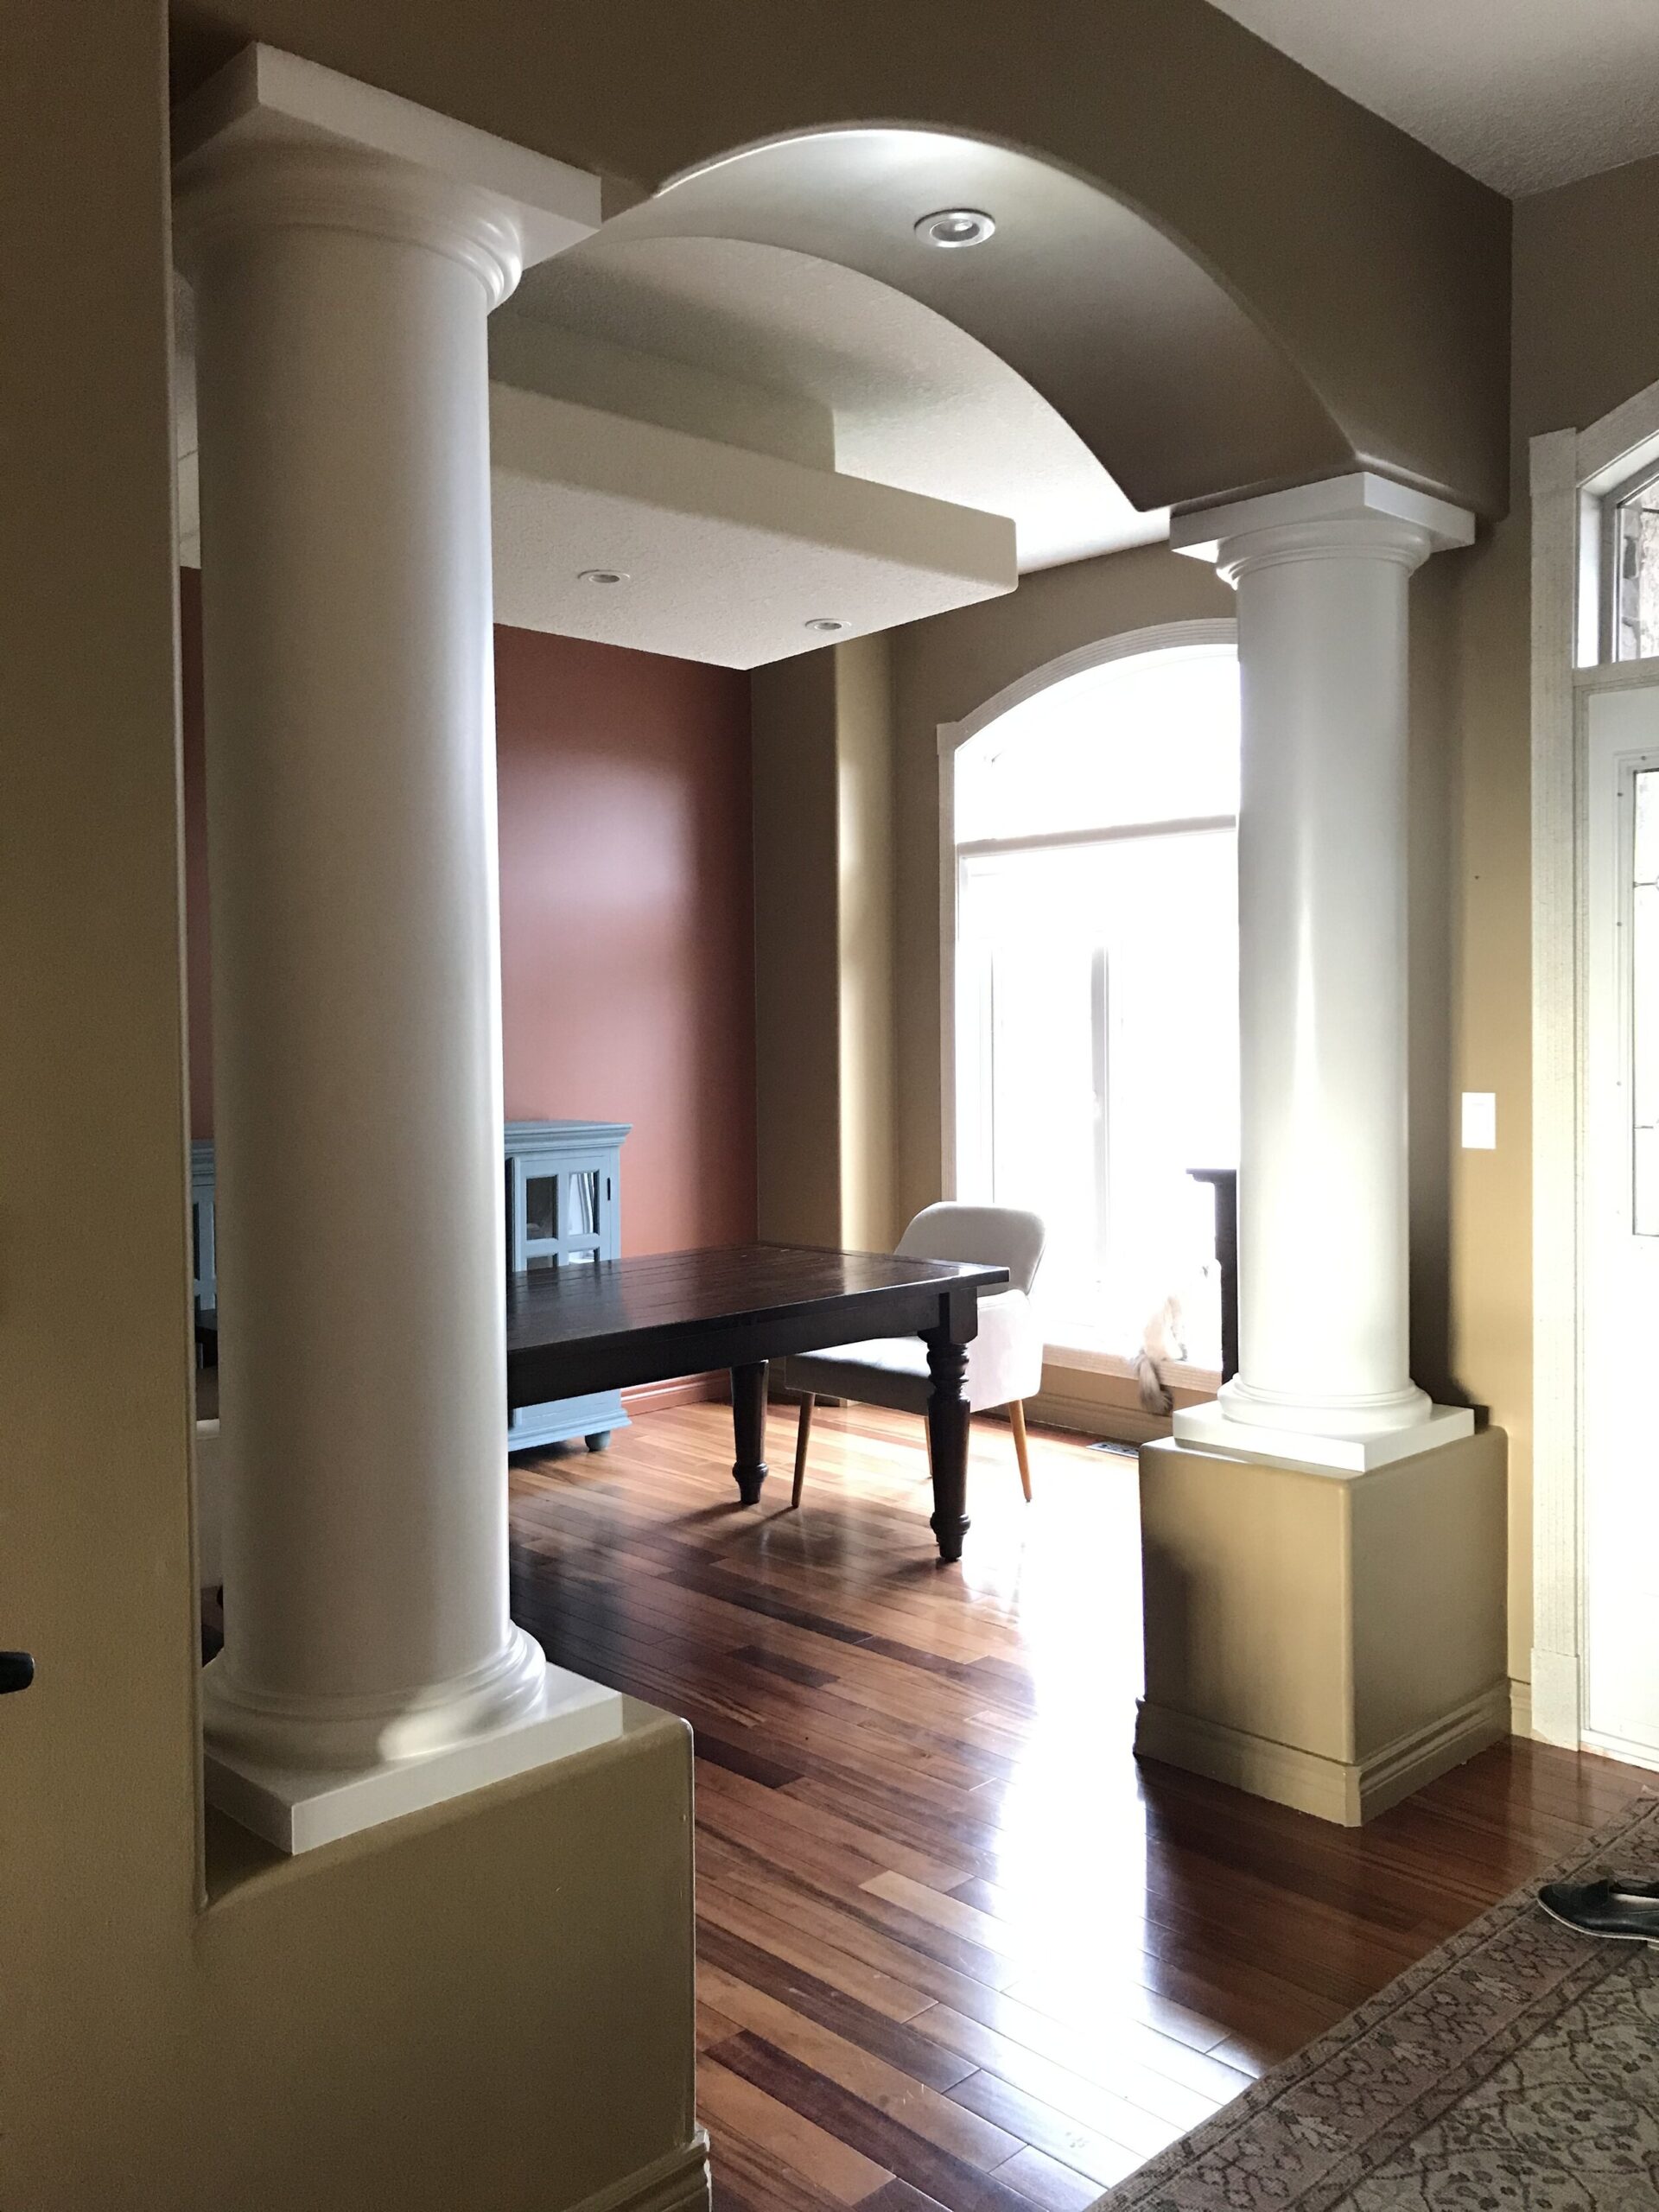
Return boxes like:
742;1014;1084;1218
730;1360;770;1504
923;1329;972;1563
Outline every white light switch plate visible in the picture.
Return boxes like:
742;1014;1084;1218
1461;1091;1497;1149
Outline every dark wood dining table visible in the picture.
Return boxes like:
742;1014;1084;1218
505;1243;1009;1561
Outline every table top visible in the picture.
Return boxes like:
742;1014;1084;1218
505;1243;1008;1359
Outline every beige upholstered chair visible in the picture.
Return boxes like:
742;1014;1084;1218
781;1202;1047;1506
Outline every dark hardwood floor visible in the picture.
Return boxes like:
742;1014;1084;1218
507;1397;1645;2212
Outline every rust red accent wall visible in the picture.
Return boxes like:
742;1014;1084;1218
180;572;757;1255
492;620;756;1254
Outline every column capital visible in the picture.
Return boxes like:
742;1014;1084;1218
172;42;599;306
1171;471;1475;584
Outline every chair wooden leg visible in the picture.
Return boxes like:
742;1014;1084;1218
791;1394;816;1508
1009;1400;1033;1502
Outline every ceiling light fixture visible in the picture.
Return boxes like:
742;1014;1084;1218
577;567;628;585
805;618;847;633
914;208;995;249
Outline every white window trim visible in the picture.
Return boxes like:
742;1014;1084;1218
936;617;1237;1202
1529;372;1659;1748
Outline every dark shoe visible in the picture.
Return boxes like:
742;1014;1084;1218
1539;1874;1659;1942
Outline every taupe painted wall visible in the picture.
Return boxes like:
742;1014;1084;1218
2;10;696;2204
1451;152;1659;1686
752;634;898;1253
751;650;842;1246
167;0;1510;516
836;633;898;1254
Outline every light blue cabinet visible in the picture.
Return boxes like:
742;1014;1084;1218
189;1119;631;1454
504;1120;630;1453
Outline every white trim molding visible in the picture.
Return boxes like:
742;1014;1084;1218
1529;429;1586;1749
1529;376;1659;1751
937;618;1238;1197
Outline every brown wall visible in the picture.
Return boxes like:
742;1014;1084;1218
1451;151;1659;1685
751;648;843;1246
750;632;899;1257
182;573;757;1255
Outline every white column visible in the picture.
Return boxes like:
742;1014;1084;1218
1171;474;1476;1473
173;49;613;1848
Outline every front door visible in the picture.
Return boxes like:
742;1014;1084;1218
1583;679;1659;1764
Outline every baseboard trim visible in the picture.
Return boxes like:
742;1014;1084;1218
1359;1688;1512;1820
1529;1646;1584;1747
621;1375;722;1414
1510;1676;1534;1741
565;2132;710;2212
1135;1686;1511;1827
1028;1388;1170;1445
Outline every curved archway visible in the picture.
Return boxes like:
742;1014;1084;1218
569;126;1353;518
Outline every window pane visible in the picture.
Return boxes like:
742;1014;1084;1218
1635;763;1659;882
525;1175;556;1242
957;831;1237;1363
1615;492;1659;661
569;1170;599;1236
955;646;1239;843
953;645;1240;1369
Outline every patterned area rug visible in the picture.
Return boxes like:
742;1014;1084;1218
1095;1792;1659;2211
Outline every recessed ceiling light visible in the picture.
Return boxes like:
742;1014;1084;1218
915;208;995;249
577;568;628;585
805;617;847;633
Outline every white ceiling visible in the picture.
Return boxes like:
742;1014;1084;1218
1207;0;1659;197
488;384;1016;668
506;234;1163;573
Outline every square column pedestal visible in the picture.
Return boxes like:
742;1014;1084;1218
1135;1427;1508;1826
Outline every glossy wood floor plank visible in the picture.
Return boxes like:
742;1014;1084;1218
508;1399;1646;2212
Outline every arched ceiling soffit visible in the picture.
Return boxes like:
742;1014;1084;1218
556;125;1356;517
507;236;1158;573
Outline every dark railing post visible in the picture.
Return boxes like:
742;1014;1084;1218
1188;1167;1239;1385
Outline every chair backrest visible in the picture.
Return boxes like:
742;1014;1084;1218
896;1202;1046;1296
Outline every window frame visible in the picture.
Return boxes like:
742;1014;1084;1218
1599;454;1659;663
937;618;1239;1372
938;619;1237;1201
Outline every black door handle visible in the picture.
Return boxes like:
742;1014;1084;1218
0;1652;35;1694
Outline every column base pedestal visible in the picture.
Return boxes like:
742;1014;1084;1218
1171;1396;1474;1474
1136;1426;1508;1825
205;1662;626;1853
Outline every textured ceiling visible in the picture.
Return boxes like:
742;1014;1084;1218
1205;0;1659;196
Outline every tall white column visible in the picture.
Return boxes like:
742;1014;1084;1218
173;49;613;1847
1171;474;1475;1472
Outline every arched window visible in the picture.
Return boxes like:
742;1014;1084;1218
949;632;1240;1369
